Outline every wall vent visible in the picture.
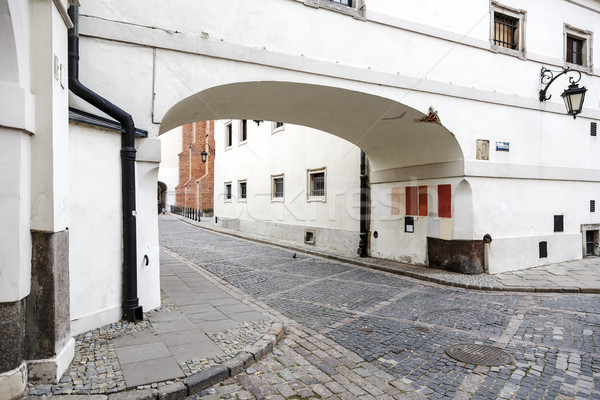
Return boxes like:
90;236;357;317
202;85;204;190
591;200;596;213
592;122;597;136
304;230;315;244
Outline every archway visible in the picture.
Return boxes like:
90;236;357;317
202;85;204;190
160;81;467;267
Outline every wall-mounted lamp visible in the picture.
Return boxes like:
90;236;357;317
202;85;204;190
253;120;264;126
200;143;215;163
539;67;587;119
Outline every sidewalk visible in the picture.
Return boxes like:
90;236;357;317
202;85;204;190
173;214;600;293
26;249;284;399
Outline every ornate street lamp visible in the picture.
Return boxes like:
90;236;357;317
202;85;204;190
200;143;215;163
539;67;587;119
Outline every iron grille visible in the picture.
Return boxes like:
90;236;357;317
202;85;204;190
591;200;596;213
241;120;248;141
274;177;284;198
494;12;518;49
240;182;247;199
567;36;584;65
311;173;325;197
225;184;232;200
591;122;597;136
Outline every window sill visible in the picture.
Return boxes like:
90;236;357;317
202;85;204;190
239;198;247;203
564;62;593;75
490;44;526;60
238;140;247;147
307;196;327;203
224;199;232;203
271;197;285;203
271;126;285;135
224;146;232;152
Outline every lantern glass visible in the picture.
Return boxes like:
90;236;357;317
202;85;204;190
561;84;587;118
201;150;208;163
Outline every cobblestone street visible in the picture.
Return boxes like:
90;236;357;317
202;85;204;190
160;217;600;400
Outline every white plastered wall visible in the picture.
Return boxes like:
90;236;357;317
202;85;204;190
214;120;361;253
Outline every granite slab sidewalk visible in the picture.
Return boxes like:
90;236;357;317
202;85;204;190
26;250;284;399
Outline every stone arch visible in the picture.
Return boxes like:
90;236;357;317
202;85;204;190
157;181;167;208
159;81;464;173
1;0;26;83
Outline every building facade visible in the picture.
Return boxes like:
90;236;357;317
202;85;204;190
214;120;362;254
2;0;600;396
175;121;215;213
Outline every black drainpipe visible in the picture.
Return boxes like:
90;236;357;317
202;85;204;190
357;150;369;257
68;7;143;322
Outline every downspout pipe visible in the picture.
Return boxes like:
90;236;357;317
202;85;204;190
357;151;369;257
68;6;143;322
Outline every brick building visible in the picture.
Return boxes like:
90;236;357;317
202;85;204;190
175;121;215;212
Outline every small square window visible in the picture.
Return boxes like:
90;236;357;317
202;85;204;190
239;120;248;143
490;3;525;56
225;122;233;148
224;182;232;202
591;122;597;136
493;12;519;50
239;181;247;201
307;168;326;201
564;25;593;69
591;200;596;213
272;175;284;201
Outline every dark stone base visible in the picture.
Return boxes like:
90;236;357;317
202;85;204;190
27;230;70;359
427;237;485;274
0;299;26;372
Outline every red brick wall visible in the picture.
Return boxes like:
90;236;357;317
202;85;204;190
175;121;215;211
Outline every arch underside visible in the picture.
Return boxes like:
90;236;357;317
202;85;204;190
160;81;464;172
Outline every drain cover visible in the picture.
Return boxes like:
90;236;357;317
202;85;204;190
445;344;512;366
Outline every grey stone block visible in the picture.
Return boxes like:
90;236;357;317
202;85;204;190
158;382;187;400
223;355;244;376
184;365;229;394
237;352;254;369
108;388;157;400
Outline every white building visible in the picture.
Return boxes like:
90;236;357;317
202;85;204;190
214;120;362;254
2;0;600;396
158;127;183;208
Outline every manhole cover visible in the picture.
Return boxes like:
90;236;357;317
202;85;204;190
445;344;512;366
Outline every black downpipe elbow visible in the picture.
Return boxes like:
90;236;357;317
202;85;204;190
68;6;143;322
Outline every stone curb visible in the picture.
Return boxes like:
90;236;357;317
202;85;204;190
23;322;285;399
172;214;595;295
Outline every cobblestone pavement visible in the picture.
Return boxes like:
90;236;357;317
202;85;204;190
160;217;600;400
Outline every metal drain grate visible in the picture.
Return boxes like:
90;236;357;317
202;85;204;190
445;344;513;366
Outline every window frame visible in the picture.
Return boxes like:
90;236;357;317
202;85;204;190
307;167;327;202
224;182;232;203
303;0;365;19
224;121;233;149
271;121;285;134
271;174;284;202
238;180;247;202
564;24;593;72
239;119;248;145
490;2;526;58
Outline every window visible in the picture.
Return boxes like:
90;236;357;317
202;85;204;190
490;3;525;55
239;180;247;201
566;35;584;65
224;182;232;202
225;122;233;148
493;12;519;49
272;174;284;201
304;0;365;19
307;168;326;201
272;121;285;134
406;186;427;217
564;25;592;69
239;120;248;143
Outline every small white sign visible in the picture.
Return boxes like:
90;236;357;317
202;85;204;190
406;225;414;233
